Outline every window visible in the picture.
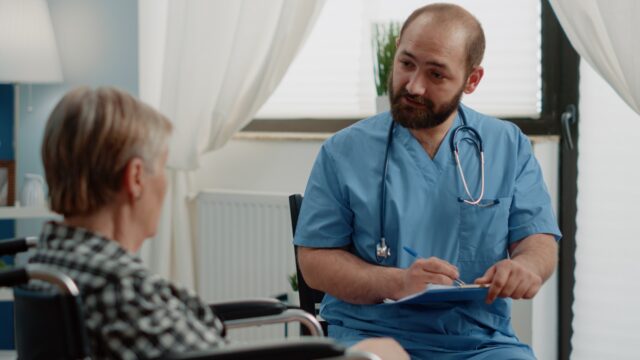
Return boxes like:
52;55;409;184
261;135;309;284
253;0;542;123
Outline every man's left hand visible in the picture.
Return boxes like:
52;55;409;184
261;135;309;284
473;259;542;304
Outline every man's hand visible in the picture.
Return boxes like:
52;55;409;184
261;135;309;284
395;257;459;300
474;234;558;304
474;259;542;304
351;337;409;360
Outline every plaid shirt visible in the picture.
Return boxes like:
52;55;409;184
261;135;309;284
29;222;226;360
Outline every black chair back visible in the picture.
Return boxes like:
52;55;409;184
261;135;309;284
14;287;90;360
288;194;328;336
0;265;92;360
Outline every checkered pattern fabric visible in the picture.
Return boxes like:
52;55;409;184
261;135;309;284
28;222;226;360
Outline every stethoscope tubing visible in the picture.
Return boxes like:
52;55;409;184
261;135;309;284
377;106;485;262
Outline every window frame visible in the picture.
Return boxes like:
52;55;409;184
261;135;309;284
242;1;575;136
540;0;580;359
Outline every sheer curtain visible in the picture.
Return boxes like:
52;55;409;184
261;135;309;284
550;0;640;114
138;0;324;289
549;1;640;359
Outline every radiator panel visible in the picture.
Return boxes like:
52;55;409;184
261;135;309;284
195;190;298;341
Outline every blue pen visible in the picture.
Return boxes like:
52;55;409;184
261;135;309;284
402;245;466;287
402;245;419;258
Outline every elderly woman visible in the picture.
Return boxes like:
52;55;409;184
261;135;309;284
30;87;222;359
29;87;408;360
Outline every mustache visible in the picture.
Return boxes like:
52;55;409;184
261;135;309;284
405;93;427;105
393;88;431;107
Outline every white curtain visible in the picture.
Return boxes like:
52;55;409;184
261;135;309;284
550;0;640;115
549;1;640;359
138;0;324;289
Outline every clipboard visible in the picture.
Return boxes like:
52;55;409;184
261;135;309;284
384;284;489;304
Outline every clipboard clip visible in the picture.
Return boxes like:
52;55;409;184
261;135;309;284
454;278;489;289
456;283;490;289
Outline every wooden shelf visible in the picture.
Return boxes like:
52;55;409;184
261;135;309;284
0;206;58;219
0;289;12;301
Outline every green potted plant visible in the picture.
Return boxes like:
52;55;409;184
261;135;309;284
287;273;299;306
372;21;401;112
0;255;10;270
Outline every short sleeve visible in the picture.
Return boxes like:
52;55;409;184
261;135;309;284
508;130;562;243
95;275;224;359
294;143;354;248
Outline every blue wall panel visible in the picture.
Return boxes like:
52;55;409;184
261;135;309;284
0;301;14;350
0;84;13;160
0;85;15;243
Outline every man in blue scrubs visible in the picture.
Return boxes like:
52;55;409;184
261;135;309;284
294;3;561;360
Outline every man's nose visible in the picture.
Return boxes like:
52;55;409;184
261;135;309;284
406;73;427;96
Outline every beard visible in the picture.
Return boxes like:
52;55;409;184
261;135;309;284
389;76;464;130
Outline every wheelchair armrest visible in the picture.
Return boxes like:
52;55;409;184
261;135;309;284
0;268;29;287
210;298;323;336
158;337;380;360
0;237;38;256
210;298;287;321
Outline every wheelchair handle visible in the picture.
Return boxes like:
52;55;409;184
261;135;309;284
0;268;29;287
27;264;80;295
0;265;79;296
0;236;38;256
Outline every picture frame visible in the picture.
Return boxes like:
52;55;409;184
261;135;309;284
0;160;16;206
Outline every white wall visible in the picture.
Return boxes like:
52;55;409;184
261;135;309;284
15;0;138;238
570;62;640;359
531;139;560;360
193;138;322;194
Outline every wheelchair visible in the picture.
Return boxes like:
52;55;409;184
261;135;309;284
0;237;378;360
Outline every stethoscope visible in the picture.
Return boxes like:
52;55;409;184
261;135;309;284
376;106;485;262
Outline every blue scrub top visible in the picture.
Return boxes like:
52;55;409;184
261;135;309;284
294;104;561;359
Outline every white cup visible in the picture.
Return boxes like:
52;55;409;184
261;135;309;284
20;173;46;207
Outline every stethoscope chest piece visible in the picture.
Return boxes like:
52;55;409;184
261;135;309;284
376;237;391;261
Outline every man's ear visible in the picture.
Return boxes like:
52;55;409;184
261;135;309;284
463;66;484;94
123;157;145;202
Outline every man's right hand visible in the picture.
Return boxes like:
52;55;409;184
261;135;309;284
395;257;460;300
298;247;459;304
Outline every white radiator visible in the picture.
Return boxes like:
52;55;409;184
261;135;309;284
195;189;298;341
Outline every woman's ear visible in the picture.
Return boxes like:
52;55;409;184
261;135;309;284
123;157;145;202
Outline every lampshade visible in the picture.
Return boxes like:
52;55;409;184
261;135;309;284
0;0;63;83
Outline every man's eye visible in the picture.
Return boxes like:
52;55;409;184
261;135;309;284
432;72;443;79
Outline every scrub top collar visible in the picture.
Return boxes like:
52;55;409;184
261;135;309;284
393;108;463;174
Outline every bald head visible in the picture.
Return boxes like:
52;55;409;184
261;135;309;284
399;3;485;73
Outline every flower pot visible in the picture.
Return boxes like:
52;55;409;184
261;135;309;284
287;290;299;306
376;95;390;113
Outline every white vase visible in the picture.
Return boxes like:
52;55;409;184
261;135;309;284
21;173;46;207
287;290;300;306
376;95;390;113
